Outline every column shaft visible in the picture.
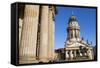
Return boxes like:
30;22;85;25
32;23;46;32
39;6;49;62
66;50;69;60
48;7;55;61
19;5;39;64
74;50;76;58
70;50;73;59
19;18;23;44
88;49;93;59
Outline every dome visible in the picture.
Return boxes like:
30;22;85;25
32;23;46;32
68;15;80;29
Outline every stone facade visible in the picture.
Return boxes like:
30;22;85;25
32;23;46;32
18;4;56;64
64;15;94;61
18;4;94;63
54;15;94;61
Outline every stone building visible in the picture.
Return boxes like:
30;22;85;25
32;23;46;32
64;15;94;61
18;4;94;63
54;15;94;61
18;4;56;64
54;48;65;61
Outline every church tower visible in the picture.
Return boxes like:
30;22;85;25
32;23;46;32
65;15;94;61
67;15;80;41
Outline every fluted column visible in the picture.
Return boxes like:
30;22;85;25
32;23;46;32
19;5;39;64
39;6;49;62
19;18;23;44
48;7;55;61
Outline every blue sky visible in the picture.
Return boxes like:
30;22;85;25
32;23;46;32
55;6;96;49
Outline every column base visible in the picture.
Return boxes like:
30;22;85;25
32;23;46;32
19;56;39;64
19;60;39;64
39;57;49;63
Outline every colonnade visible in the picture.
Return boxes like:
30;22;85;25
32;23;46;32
19;5;55;64
65;49;93;60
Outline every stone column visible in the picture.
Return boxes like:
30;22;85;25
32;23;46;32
48;7;55;61
66;50;69;60
79;50;82;56
19;18;23;44
74;50;76;59
76;29;80;41
88;49;93;60
75;29;77;38
70;50;73;60
39;6;49;62
19;5;39;64
52;20;55;60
